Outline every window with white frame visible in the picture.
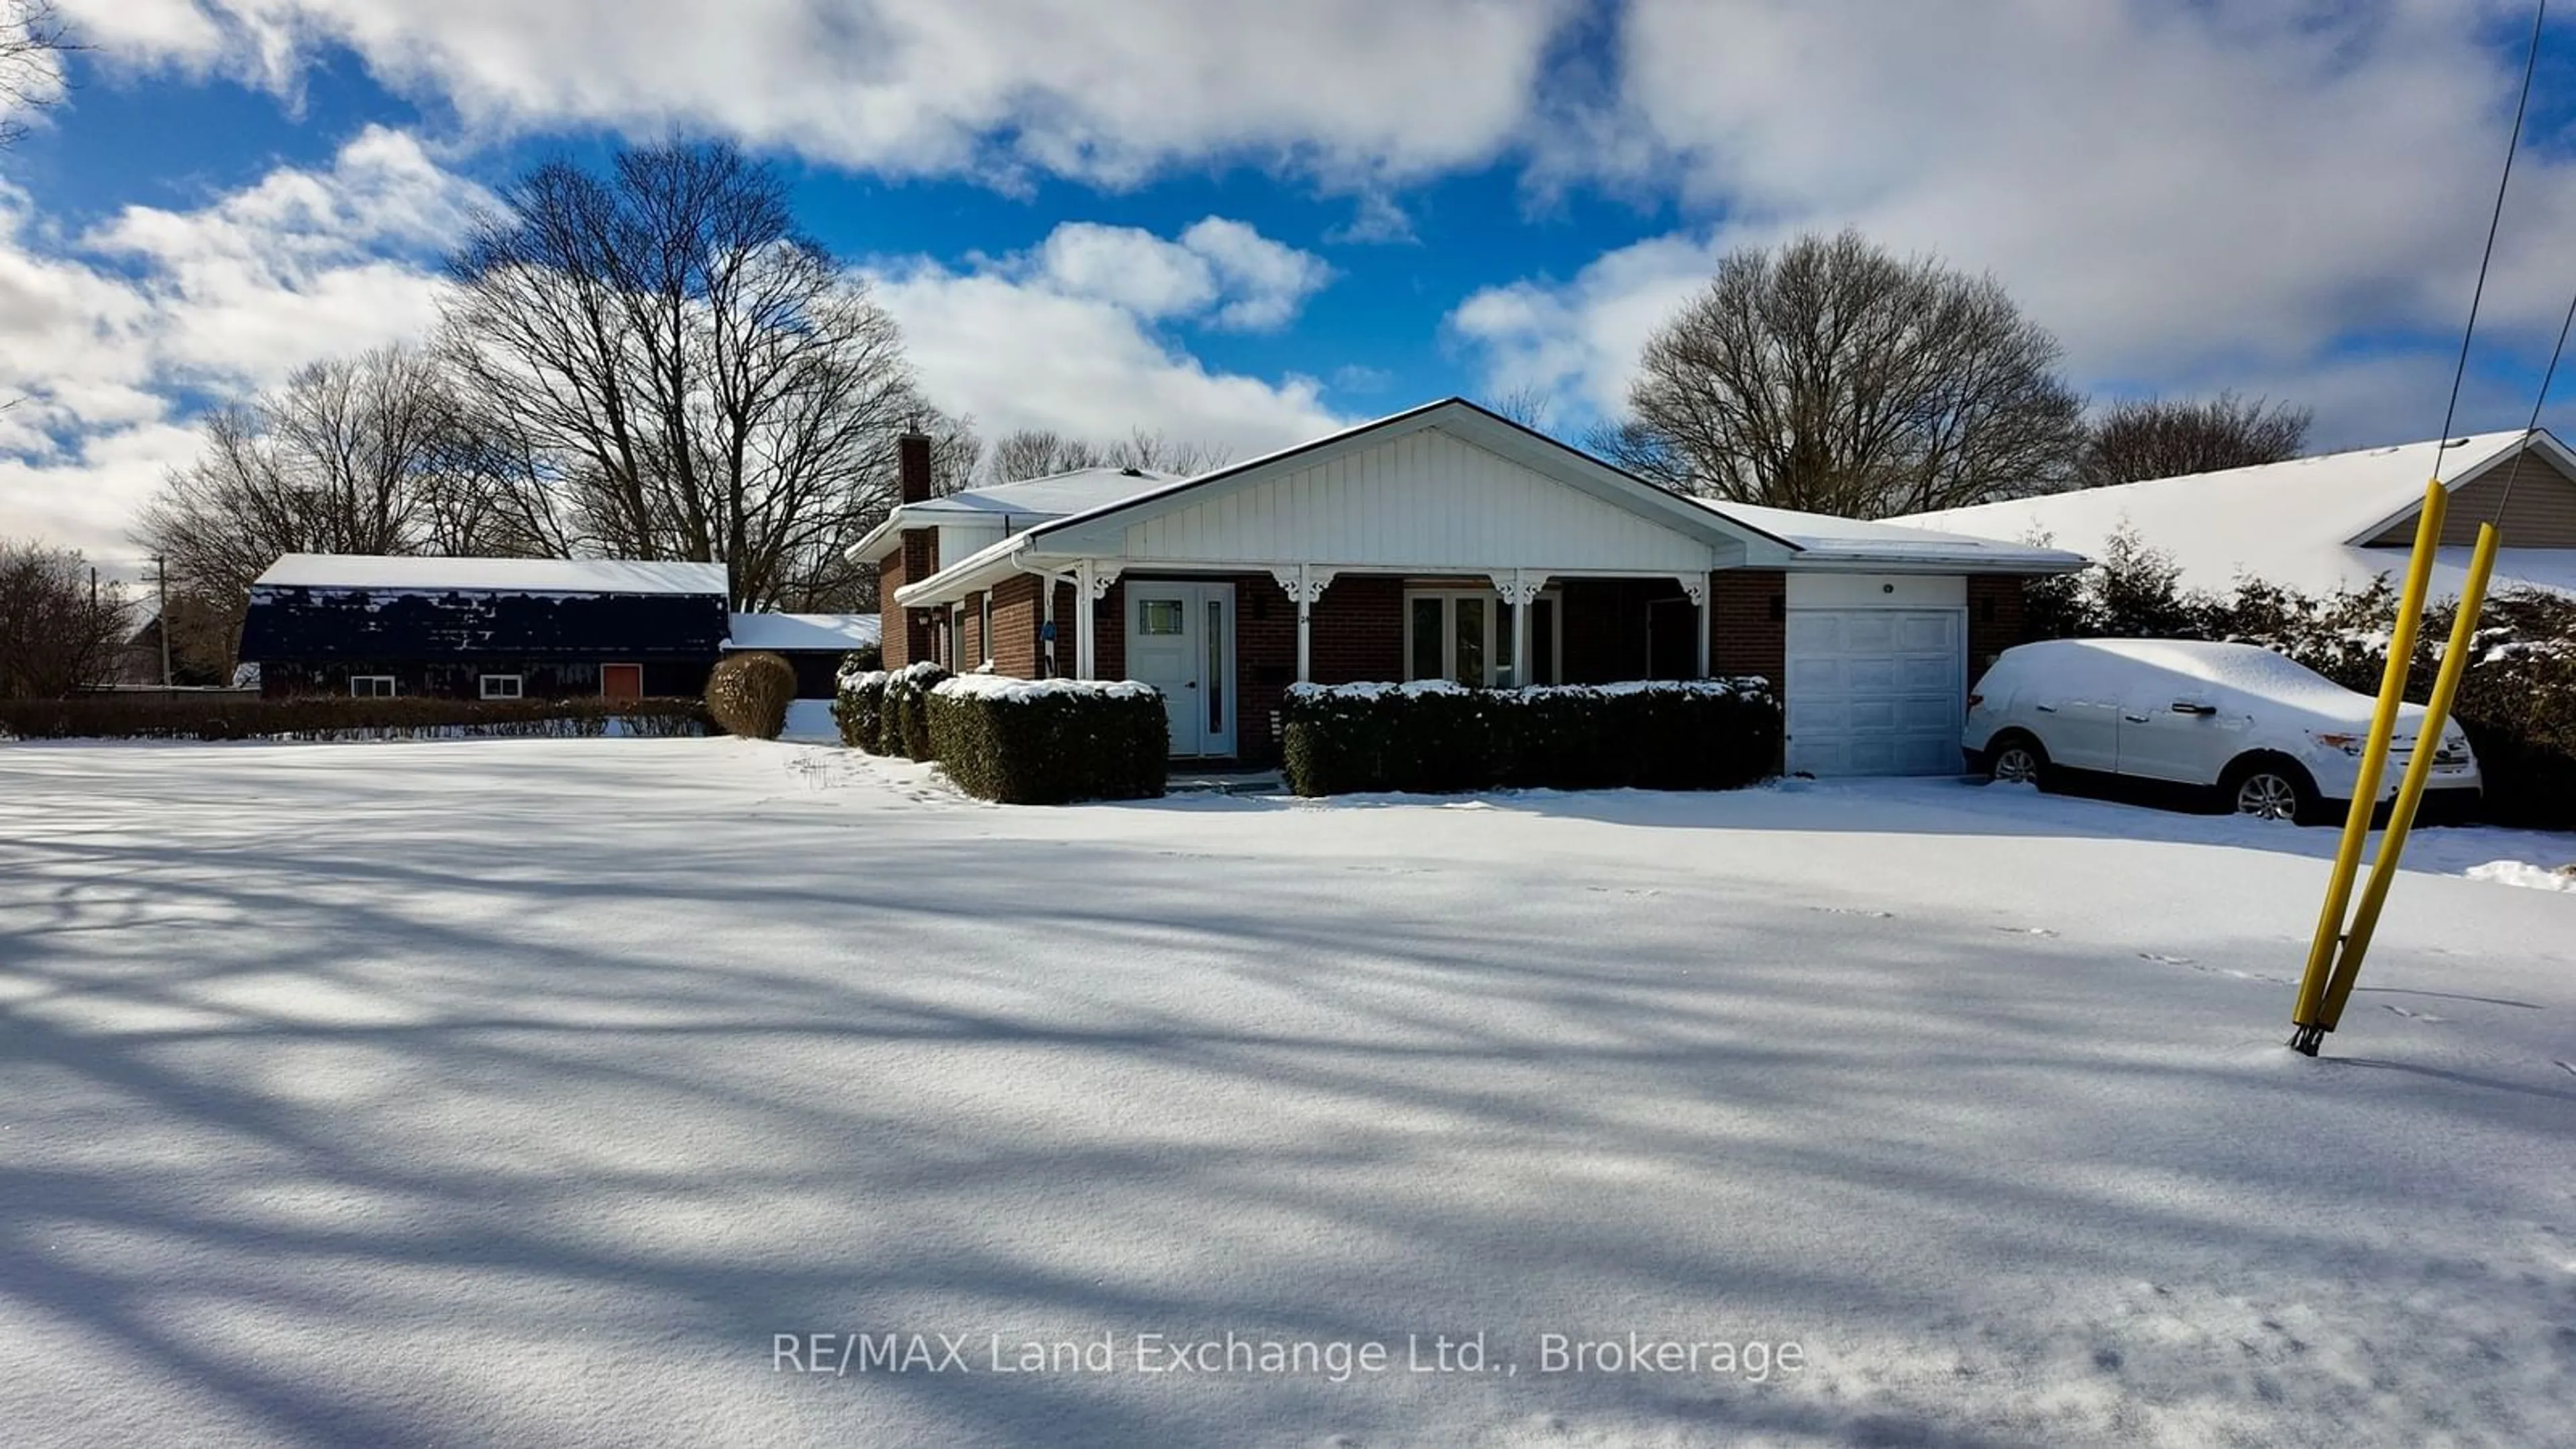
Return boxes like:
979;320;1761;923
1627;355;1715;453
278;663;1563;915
480;674;524;700
1403;588;1562;688
349;676;396;698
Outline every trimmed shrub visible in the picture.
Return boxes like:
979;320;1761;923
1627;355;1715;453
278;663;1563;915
924;675;1168;804
0;695;710;742
1281;678;1781;797
881;661;951;761
833;663;890;751
703;651;798;739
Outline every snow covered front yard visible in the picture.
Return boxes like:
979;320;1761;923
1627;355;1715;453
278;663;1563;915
1;739;2571;1448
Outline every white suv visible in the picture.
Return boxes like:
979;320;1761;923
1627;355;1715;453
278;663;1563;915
1962;639;2481;824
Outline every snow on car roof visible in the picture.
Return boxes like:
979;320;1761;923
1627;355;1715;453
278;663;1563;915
256;554;732;596
2029;638;2362;703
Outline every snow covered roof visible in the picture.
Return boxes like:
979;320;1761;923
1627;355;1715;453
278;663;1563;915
848;468;1182;558
1902;431;2576;599
914;468;1182;518
724;612;881;652
1695;500;2089;573
255;554;731;596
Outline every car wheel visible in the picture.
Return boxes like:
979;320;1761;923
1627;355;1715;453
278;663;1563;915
2224;757;2318;824
1986;732;2049;787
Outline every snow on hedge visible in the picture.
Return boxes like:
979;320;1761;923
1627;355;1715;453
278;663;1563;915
932;674;1157;704
836;658;949;692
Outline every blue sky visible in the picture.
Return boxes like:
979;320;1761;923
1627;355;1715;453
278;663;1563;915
5;1;2576;567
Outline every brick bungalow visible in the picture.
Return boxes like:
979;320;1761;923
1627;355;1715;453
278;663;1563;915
855;398;2084;776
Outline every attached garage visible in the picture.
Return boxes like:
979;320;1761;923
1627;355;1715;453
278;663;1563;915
1782;573;1968;777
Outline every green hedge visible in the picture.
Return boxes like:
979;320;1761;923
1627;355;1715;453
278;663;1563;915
924;676;1169;804
1281;679;1782;796
877;662;951;760
0;694;710;742
704;651;797;739
833;662;890;751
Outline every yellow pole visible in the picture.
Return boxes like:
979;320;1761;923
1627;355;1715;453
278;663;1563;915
2290;480;2447;1053
2317;521;2500;1032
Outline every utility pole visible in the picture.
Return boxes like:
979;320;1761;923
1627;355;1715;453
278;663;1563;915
154;554;171;688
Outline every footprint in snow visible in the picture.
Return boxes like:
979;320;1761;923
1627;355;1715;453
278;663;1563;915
2139;952;2196;965
1996;926;2058;936
1589;885;1662;896
2381;1004;2450;1023
1816;906;1895;918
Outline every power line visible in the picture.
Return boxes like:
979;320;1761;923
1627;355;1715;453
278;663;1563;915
2432;0;2549;487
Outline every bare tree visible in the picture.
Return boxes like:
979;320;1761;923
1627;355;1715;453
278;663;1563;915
1;2;77;149
985;428;1108;482
133;344;518;667
2075;392;2312;488
983;425;1230;482
0;538;130;698
1608;229;2084;517
1484;384;1557;434
441;140;965;608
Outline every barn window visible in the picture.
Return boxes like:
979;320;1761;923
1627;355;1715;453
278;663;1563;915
349;676;396;698
480;674;524;700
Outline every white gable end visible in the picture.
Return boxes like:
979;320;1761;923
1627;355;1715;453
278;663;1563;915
1106;426;1739;573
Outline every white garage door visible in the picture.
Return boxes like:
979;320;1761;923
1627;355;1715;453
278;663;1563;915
1784;609;1965;776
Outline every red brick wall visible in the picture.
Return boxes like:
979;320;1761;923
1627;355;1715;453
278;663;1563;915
1968;574;2029;692
960;590;986;668
1234;574;1296;763
1710;569;1786;685
877;529;941;668
988;573;1043;677
1309;575;1405;684
1093;580;1126;682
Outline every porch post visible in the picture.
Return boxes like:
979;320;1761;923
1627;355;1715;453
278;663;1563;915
1297;564;1313;682
1513;570;1535;688
1678;574;1711;678
1269;566;1337;683
1074;561;1095;680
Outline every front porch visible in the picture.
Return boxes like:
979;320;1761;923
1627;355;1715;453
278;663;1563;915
908;566;1787;766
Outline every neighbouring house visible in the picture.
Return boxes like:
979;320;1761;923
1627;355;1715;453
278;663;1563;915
1904;429;2576;602
239;555;733;700
724;612;882;698
855;398;2086;776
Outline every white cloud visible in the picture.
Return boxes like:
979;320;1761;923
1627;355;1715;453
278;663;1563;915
64;0;1580;189
869;244;1350;459
1025;216;1333;330
1461;1;2576;450
0;127;486;565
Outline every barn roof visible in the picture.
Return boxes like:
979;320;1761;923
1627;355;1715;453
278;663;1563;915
255;555;731;596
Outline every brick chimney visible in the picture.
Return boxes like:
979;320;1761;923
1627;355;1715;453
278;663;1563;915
898;427;933;504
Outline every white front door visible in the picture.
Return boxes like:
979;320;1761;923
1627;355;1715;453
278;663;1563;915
1784;608;1966;776
1126;581;1236;758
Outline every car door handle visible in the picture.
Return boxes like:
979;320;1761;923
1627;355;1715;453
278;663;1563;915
2033;703;2057;713
2123;714;2151;723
